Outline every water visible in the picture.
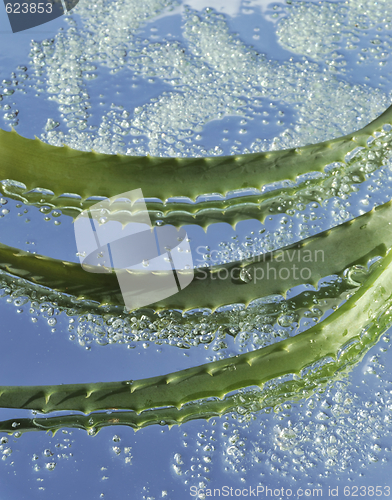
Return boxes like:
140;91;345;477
0;0;392;498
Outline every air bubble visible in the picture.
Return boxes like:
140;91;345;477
239;268;252;283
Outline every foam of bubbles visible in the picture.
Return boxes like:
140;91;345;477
277;0;392;69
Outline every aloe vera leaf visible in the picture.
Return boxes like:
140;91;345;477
0;200;391;312
0;299;384;435
0;330;372;436
88;125;392;229
0;104;391;228
0;202;392;311
0;220;390;426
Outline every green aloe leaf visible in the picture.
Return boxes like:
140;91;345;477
0;103;391;228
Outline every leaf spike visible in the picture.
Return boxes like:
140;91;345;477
85;389;94;398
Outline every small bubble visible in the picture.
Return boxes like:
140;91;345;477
239;268;252;283
277;314;294;327
45;119;60;131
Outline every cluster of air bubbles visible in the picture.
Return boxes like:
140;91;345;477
0;65;29;128
266;360;392;474
0;430;74;482
276;0;392;72
110;434;133;465
0;197;10;218
172;425;217;484
0;436;13;463
0;195;67;231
